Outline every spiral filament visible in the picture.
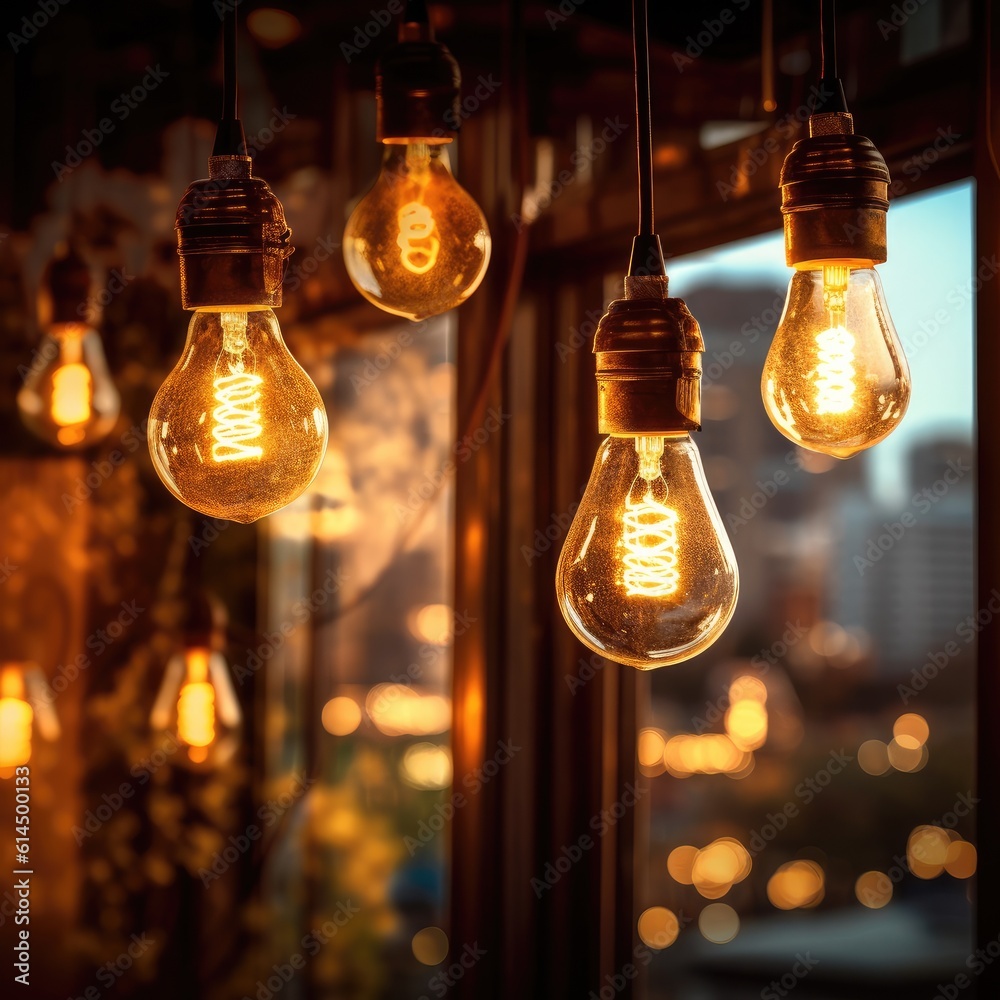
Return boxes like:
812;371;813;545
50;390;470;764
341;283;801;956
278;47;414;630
814;326;856;414
396;202;440;275
176;650;216;761
621;437;681;598
212;311;263;463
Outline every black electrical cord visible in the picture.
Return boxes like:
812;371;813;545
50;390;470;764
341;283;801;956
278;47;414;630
212;5;247;156
817;0;849;114
628;0;664;277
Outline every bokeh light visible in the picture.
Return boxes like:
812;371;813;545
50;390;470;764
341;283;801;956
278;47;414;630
366;684;452;736
858;739;890;776
663;734;752;777
767;861;825;910
893;713;929;749
637;906;680;949
907;826;950;878
945;840;977;879
321;696;362;736
412;926;449;965
699;903;740;944
724;698;768;751
400;743;453;790
638;728;667;775
246;8;302;48
887;738;928;772
408;603;455;645
855;870;893;909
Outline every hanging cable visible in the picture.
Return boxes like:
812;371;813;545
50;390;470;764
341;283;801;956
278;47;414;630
213;5;247;156
628;0;664;276
817;0;849;113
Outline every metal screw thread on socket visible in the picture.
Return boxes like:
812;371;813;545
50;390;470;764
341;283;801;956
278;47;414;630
594;275;704;436
376;21;461;143
780;112;891;267
175;156;293;310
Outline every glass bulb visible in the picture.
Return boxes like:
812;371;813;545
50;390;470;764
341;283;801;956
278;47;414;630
17;323;120;449
343;143;491;320
148;307;328;523
556;434;739;670
150;647;241;768
761;263;910;458
0;663;59;776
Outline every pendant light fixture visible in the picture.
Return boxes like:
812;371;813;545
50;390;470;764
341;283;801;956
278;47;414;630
147;7;328;523
555;0;739;670
761;0;910;459
150;593;241;770
18;244;121;450
342;0;491;321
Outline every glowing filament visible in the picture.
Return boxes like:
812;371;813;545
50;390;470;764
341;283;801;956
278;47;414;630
177;651;216;749
621;437;680;598
396;202;440;275
0;669;32;769
211;311;263;462
51;363;93;426
814;326;856;414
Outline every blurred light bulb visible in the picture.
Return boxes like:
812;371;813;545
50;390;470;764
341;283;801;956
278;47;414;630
148;307;328;523
557;433;738;669
151;647;241;768
762;262;909;458
0;663;60;776
343;143;490;320
18;323;120;449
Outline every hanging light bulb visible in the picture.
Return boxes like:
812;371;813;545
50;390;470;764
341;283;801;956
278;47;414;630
761;11;909;458
148;10;328;521
342;2;490;320
556;0;737;669
0;663;60;776
18;246;120;449
556;273;739;669
150;594;241;769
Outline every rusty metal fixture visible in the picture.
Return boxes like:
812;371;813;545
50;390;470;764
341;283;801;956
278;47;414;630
594;274;704;436
780;111;891;267
175;155;293;309
376;20;461;143
44;244;92;324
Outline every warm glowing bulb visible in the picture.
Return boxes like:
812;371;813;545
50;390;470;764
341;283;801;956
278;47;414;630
18;324;120;449
556;434;738;669
0;669;33;770
151;647;241;768
148;307;328;522
343;143;491;320
762;263;910;458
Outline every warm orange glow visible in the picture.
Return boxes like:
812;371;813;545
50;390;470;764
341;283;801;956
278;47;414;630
858;739;890;776
366;684;451;737
691;838;752;899
907;826;950;878
638;728;667;768
638;907;680;949
944;840;977;879
177;649;216;749
322;696;362;736
893;713;929;749
887;738;928;772
409;604;454;646
729;675;767;703
663;733;752;777
412;927;449;966
724;698;768;751
767;861;825;910
0;668;32;770
400;743;452;790
51;362;93;426
667;845;699;885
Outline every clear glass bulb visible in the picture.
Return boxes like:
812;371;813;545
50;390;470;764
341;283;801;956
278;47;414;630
556;434;739;670
150;647;241;769
148;307;328;523
343;143;491;320
17;323;120;449
761;263;910;458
